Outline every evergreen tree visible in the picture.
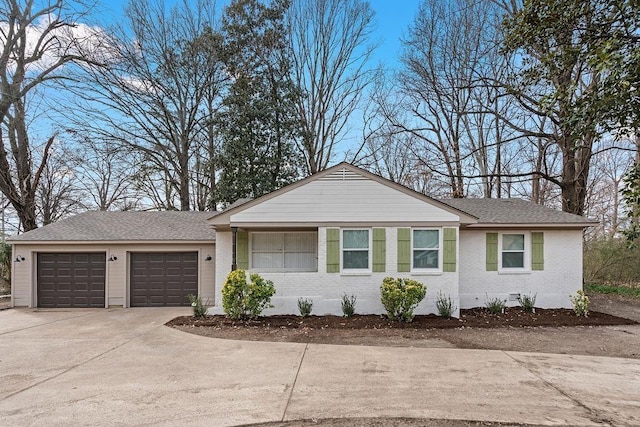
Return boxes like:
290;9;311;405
215;0;302;207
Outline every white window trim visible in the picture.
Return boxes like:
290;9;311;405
498;231;530;272
249;231;318;272
411;228;443;273
340;228;372;274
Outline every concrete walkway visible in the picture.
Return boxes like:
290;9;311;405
0;309;638;426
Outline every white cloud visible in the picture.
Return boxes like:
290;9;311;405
0;13;115;74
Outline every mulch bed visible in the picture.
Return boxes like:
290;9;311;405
166;307;637;331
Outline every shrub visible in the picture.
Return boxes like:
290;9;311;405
435;291;456;318
297;298;313;317
583;237;640;285
380;277;426;322
570;290;590;317
485;296;506;314
187;294;208;318
517;293;537;313
221;270;275;320
341;294;357;317
0;242;11;288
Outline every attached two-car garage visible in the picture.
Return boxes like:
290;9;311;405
36;252;200;308
10;211;217;309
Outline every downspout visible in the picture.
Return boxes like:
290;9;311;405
231;226;238;271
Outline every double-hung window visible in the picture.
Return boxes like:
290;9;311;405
341;229;370;271
412;229;440;270
501;233;525;269
251;232;317;272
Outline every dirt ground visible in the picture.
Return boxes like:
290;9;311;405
246;418;548;427
168;293;640;359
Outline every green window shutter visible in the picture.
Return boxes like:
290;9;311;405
486;232;498;271
372;228;386;272
326;228;340;273
531;232;544;271
237;230;249;270
397;228;411;272
443;228;457;272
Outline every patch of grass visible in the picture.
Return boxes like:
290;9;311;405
585;283;640;298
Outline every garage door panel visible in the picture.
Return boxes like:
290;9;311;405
130;252;198;307
37;253;106;308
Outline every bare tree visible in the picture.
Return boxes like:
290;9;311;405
70;0;226;211
0;0;98;231
69;137;143;211
353;71;448;196
36;144;82;225
287;0;376;175
585;138;636;237
390;0;506;198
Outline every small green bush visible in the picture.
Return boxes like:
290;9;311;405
569;290;590;317
297;297;313;317
435;291;456;318
187;294;208;318
341;294;357;317
517;293;537;313
380;277;426;322
485;296;506;314
221;270;275;320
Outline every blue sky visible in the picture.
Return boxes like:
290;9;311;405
96;0;422;69
369;0;421;66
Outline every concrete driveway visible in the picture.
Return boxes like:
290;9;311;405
0;309;638;426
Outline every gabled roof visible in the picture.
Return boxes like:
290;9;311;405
209;162;479;227
440;198;597;228
8;211;216;243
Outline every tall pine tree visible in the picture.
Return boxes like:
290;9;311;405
215;0;302;207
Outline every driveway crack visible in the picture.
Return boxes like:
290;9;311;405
1;338;132;401
281;343;308;422
503;351;617;426
0;311;95;337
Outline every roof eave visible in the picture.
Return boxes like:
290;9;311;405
9;239;216;245
464;222;598;229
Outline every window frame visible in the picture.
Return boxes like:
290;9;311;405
340;228;372;273
249;231;318;272
411;228;443;272
498;232;530;271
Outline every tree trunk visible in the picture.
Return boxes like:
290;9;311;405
179;137;190;211
560;133;592;216
532;137;544;204
14;200;38;232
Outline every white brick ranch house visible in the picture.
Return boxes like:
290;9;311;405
9;163;596;315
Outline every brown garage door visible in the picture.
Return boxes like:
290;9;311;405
130;252;198;307
37;253;106;308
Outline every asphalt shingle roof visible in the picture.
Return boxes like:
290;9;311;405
440;198;596;225
9;211;216;242
8;197;595;243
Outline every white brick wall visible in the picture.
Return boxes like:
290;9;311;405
458;229;583;309
211;227;460;316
